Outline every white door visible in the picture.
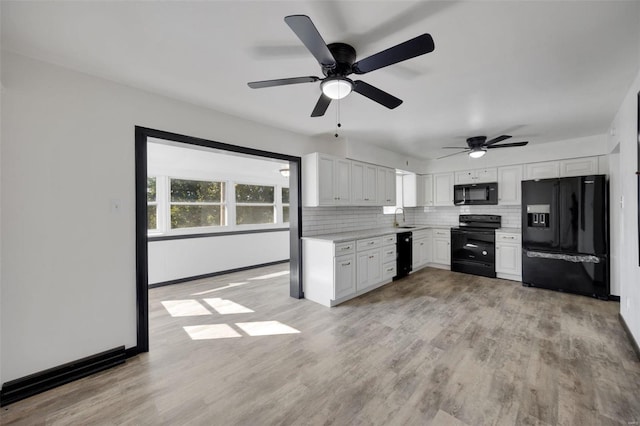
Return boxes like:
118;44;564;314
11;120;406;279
318;156;335;205
433;173;454;206
351;162;365;205
364;164;378;204
335;159;351;204
433;238;450;265
498;165;523;205
496;243;521;275
334;254;356;299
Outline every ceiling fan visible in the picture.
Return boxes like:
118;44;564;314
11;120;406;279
247;15;435;117
438;135;529;159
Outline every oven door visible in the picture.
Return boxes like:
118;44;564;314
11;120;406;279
451;229;496;277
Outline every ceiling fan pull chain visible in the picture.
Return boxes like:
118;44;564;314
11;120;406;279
335;99;341;138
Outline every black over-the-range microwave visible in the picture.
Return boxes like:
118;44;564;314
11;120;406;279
453;182;498;205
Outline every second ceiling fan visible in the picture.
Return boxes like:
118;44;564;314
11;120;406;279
438;135;529;159
248;15;435;117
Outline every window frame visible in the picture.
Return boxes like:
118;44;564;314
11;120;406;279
234;182;277;227
167;176;227;233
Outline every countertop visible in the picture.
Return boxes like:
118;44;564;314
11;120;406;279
302;225;521;243
301;225;451;243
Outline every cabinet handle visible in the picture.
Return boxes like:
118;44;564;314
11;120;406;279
341;262;351;266
368;241;375;245
386;267;394;272
340;246;351;251
369;255;374;259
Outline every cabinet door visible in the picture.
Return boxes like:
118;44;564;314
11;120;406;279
402;173;417;207
357;249;381;290
351;162;365;205
524;161;560;180
377;167;386;205
475;168;498;183
367;250;382;287
498;165;523;205
412;240;421;269
385;168;397;206
495;243;521;276
334;254;356;299
433;238;451;265
357;251;370;289
317;155;336;205
560;157;598;177
335;159;351;204
364;164;378;204
423;174;434;206
433;173;454;206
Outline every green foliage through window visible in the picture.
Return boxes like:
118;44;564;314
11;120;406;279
147;177;157;202
148;205;157;229
172;179;223;203
235;184;274;203
171;205;223;229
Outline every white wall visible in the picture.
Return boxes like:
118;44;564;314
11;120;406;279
0;52;330;383
609;65;640;346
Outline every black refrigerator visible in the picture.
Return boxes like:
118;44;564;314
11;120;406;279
521;175;609;299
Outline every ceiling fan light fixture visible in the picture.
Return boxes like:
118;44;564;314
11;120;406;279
321;77;352;100
469;148;486;159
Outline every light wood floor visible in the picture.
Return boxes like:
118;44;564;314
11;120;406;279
2;264;639;425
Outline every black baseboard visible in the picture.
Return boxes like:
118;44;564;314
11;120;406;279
0;346;126;407
609;295;621;302
148;259;289;289
619;313;640;361
125;346;140;358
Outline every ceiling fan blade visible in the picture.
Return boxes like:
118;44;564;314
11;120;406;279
485;135;512;146
352;80;402;109
486;141;528;149
442;146;469;149
248;76;320;89
311;94;331;117
284;15;336;68
437;150;469;159
352;34;435;75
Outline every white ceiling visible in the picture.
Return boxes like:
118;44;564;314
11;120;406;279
2;1;639;160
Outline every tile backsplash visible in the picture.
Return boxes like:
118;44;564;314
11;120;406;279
302;205;521;236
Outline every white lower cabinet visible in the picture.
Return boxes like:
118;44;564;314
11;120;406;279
412;229;432;271
302;234;396;307
495;231;522;281
357;248;382;291
334;254;356;300
431;228;451;268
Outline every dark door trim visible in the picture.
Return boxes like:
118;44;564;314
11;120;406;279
134;126;303;353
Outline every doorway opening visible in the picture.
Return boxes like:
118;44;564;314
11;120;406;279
134;127;302;353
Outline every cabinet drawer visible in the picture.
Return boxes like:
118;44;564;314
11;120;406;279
382;246;397;263
433;229;450;238
496;232;521;243
413;229;432;240
382;262;397;280
335;241;355;255
357;237;383;251
382;234;397;245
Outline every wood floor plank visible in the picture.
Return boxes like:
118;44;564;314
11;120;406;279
2;264;639;425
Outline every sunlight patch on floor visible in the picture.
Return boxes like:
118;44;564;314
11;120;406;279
183;324;241;340
248;270;290;280
191;282;249;296
235;321;300;336
204;298;254;314
161;300;211;317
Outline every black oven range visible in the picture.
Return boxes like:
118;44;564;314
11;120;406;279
451;214;501;278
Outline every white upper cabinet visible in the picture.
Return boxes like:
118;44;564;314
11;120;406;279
560;157;598;177
303;153;351;206
402;173;417;207
454;168;497;184
377;167;396;206
421;174;434;206
433;172;454;206
524;161;560;180
352;161;378;205
497;165;523;206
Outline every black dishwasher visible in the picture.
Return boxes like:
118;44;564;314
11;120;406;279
396;232;413;279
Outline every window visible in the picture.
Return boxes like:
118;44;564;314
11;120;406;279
147;177;158;230
282;187;290;223
235;184;275;225
170;178;225;229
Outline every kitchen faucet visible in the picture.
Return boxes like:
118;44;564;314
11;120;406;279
393;207;405;227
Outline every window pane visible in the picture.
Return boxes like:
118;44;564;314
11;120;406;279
148;205;157;229
283;206;289;223
147;177;156;202
282;187;289;204
235;184;274;203
236;206;274;225
171;179;222;203
171;205;223;229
